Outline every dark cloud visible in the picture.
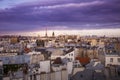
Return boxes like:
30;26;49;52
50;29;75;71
0;0;120;32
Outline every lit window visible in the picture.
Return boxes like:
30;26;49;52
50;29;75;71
110;58;113;62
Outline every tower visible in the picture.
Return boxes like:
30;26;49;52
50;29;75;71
45;27;48;37
52;31;55;37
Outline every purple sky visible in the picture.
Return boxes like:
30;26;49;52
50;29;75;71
0;0;120;32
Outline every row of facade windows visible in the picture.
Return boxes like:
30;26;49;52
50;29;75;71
69;53;73;56
110;58;120;62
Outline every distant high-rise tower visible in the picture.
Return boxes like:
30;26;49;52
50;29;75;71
52;31;55;37
45;27;48;37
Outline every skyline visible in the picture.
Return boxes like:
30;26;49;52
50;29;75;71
1;28;120;37
0;0;120;35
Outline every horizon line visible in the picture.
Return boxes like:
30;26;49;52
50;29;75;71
0;28;120;37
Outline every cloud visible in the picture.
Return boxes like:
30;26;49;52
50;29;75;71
0;0;120;32
34;1;103;9
47;26;68;30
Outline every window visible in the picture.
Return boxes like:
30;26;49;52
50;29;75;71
110;58;113;62
0;69;3;74
69;58;72;61
118;58;120;62
68;58;70;61
69;54;71;56
71;54;73;56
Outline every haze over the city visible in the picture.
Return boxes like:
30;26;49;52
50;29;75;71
0;0;120;36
